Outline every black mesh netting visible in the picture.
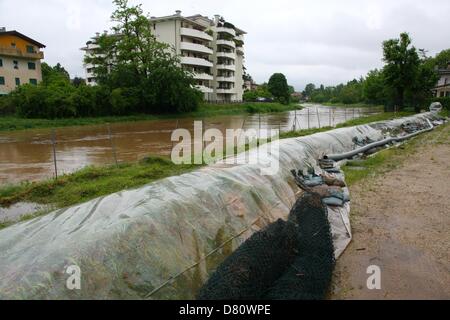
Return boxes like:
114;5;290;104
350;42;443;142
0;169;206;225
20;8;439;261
197;193;336;300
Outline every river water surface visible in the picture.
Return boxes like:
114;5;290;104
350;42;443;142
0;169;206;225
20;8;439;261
0;104;381;185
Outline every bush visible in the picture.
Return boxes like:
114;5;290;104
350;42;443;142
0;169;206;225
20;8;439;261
0;95;15;116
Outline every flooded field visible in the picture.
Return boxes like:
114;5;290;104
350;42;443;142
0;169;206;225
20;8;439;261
0;104;380;185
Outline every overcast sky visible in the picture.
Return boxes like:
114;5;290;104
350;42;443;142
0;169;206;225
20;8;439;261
1;0;449;90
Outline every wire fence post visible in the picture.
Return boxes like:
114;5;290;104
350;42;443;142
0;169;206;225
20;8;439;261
316;107;321;128
307;108;310;130
259;113;261;140
108;124;118;166
329;108;332;127
202;121;206;150
172;119;179;149
293;110;297;131
353;108;355;119
51;129;58;180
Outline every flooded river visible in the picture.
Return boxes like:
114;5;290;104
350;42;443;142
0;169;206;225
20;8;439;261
0;104;381;185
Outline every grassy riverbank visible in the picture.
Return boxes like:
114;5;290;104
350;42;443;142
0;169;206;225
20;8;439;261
0;111;422;229
319;102;384;109
0;102;299;132
280;111;414;139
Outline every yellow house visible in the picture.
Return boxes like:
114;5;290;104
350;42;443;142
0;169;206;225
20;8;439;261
0;28;45;95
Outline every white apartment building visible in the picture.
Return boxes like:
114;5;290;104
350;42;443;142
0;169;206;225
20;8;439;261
81;11;246;102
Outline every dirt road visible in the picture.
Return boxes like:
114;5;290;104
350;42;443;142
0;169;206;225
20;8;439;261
331;124;450;300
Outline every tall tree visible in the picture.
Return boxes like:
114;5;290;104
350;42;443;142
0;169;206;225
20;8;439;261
42;62;70;84
85;0;201;113
302;83;315;98
382;33;420;108
432;49;450;69
268;73;290;104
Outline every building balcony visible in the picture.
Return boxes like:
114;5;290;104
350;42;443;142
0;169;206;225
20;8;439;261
216;51;235;59
216;76;235;82
0;46;44;59
216;88;236;94
180;42;213;55
235;34;244;41
236;46;244;55
181;56;213;68
180;27;213;41
196;85;214;93
216;64;236;72
193;72;214;81
216;27;236;37
216;39;236;48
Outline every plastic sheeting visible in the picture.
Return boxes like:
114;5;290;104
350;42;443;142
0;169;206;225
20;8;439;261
0;112;439;300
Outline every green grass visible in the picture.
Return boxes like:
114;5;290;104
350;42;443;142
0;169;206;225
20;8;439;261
0;156;200;209
0;110;425;229
439;108;449;118
321;102;384;109
0;102;300;132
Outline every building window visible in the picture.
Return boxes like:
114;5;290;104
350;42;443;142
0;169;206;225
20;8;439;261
15;78;20;86
28;62;36;70
29;79;37;85
446;91;450;97
0;58;2;67
27;45;35;53
0;76;5;85
13;60;19;69
11;42;16;48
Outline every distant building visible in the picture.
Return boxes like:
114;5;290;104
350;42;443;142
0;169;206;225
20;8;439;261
80;31;121;87
80;33;101;86
291;92;303;100
0;28;45;95
244;80;259;91
433;62;450;98
81;11;247;102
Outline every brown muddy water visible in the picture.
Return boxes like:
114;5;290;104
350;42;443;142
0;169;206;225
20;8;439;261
0;104;380;185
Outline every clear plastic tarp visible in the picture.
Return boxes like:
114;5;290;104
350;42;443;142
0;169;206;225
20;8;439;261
0;113;439;299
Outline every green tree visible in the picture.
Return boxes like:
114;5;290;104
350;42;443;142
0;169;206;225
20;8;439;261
382;33;420;108
407;50;439;111
303;83;316;98
432;49;450;69
72;77;85;87
363;69;388;105
42;62;70;84
268;73;290;104
85;0;201;113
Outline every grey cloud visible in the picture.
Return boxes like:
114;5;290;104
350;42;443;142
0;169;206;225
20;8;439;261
1;0;448;90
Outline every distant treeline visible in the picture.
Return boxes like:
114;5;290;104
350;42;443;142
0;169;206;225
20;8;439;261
303;35;450;111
